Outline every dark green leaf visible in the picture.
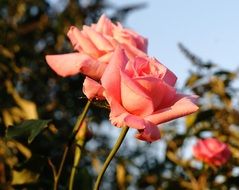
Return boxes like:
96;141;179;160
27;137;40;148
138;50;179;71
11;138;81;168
5;119;51;143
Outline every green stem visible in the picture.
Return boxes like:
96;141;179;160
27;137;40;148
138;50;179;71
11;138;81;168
52;100;91;190
94;126;129;190
69;145;82;190
71;100;91;141
68;100;91;190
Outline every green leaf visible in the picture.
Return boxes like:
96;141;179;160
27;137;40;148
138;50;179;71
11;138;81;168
5;119;51;143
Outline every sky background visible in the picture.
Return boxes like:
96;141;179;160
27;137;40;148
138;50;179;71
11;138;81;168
108;0;239;86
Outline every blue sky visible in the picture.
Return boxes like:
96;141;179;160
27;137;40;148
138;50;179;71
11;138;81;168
108;0;239;86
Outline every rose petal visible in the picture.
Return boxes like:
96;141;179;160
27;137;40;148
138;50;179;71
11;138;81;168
105;93;130;128
83;26;113;51
161;67;177;87
124;114;147;129
45;53;85;77
150;58;177;86
110;111;129;128
101;47;128;103
130;56;150;77
121;43;147;60
134;122;160;142
193;138;231;167
203;138;225;152
212;148;231;166
67;26;100;58
83;77;104;100
193;140;215;158
120;72;154;116
113;28;137;48
104;36;118;47
134;76;176;110
95;14;114;34
95;14;106;32
123;28;148;52
146;94;199;125
97;52;113;63
198;138;228;161
45;53;107;79
210;153;227;166
79;60;107;80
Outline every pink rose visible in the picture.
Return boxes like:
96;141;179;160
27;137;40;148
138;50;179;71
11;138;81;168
193;138;231;166
99;47;198;142
45;14;147;79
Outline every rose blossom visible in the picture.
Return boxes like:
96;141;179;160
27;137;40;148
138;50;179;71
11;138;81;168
45;14;147;79
97;47;198;142
193;138;231;167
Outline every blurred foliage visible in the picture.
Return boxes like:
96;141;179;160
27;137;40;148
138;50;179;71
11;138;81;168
1;0;239;189
0;0;144;189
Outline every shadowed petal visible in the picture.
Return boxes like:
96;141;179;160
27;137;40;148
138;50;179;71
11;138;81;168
155;59;177;86
83;77;104;100
134;121;160;142
124;114;147;129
